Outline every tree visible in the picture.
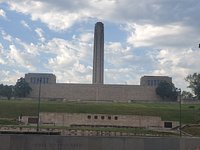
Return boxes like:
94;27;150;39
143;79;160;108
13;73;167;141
0;84;3;96
156;81;178;101
185;73;200;99
2;85;13;100
14;77;32;97
181;90;193;100
0;84;13;100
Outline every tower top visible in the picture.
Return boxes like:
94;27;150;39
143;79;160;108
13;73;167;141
96;22;103;25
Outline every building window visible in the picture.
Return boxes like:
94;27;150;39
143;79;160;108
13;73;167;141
30;77;33;83
154;80;157;86
101;116;105;120
33;77;36;84
108;116;111;120
87;115;91;119
148;80;151;86
151;80;153;86
94;116;98;119
114;116;118;120
37;78;39;84
47;78;49;84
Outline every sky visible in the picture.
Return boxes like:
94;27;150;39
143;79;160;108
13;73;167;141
0;0;200;91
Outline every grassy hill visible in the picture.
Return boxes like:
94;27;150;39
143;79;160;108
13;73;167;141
0;99;200;124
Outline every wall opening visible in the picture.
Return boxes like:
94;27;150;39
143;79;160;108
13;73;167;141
164;122;172;128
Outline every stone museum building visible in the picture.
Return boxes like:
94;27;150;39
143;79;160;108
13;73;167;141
25;22;172;102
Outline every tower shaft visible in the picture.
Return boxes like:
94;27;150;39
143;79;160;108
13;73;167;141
93;22;104;84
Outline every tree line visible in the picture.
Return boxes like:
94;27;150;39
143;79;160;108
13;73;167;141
0;77;31;100
156;73;200;101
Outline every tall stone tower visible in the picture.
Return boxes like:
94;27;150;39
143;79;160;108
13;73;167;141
93;22;104;84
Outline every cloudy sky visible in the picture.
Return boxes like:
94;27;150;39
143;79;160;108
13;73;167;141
0;0;200;91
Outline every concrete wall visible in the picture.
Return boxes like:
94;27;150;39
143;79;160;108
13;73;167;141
20;113;178;129
0;134;200;150
29;83;161;102
39;113;164;128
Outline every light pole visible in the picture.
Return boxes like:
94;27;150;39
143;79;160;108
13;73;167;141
37;78;42;132
177;88;182;137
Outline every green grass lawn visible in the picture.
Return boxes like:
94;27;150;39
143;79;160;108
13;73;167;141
182;125;200;136
0;99;200;124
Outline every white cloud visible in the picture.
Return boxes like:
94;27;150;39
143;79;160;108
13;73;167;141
1;29;40;56
126;23;191;48
31;11;80;31
0;9;6;18
148;48;200;90
0;70;24;85
21;20;31;30
35;28;45;42
105;67;141;85
0;43;3;52
78;33;93;42
5;44;37;72
6;0;87;31
1;0;199;31
20;42;40;56
0;43;5;64
4;0;118;31
105;42;132;67
1;30;12;42
43;37;93;83
0;58;5;64
9;45;22;63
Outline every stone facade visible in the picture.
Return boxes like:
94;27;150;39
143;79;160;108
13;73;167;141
20;113;178;129
25;73;56;84
28;83;161;102
25;73;175;102
140;76;172;87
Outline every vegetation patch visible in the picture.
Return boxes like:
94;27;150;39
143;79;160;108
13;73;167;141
0;100;200;124
0;118;19;125
182;125;200;136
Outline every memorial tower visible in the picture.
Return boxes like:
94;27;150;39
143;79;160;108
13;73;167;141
92;22;104;84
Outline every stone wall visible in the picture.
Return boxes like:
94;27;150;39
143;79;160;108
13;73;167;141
19;113;178;129
25;73;56;84
39;113;164;128
29;83;161;102
140;76;172;87
0;134;200;150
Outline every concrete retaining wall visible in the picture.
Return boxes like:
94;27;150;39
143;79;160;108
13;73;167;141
0;135;200;150
40;112;162;128
38;113;178;128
